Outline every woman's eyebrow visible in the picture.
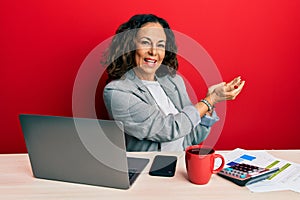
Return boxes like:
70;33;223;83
140;37;166;43
140;37;151;41
157;40;166;43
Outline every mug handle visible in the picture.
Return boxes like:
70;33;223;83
212;154;225;174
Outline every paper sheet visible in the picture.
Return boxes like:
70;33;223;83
219;148;300;193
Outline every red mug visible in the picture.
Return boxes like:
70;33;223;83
185;145;225;185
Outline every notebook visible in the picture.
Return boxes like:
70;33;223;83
19;114;149;189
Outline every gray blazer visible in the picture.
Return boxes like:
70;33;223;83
103;69;219;151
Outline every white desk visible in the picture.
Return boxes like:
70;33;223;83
1;150;299;200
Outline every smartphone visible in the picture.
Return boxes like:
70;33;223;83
149;155;177;177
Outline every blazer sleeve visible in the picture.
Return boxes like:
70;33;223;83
183;123;211;149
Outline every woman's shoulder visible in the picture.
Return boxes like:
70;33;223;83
159;73;185;85
104;70;140;91
173;73;185;82
104;78;135;91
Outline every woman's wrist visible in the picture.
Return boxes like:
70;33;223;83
205;93;217;106
200;99;213;112
195;95;216;117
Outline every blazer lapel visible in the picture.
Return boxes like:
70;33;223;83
157;76;183;110
125;69;157;105
125;69;184;109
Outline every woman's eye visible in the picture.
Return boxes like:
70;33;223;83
141;41;150;46
158;44;165;48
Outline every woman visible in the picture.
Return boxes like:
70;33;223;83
103;14;245;151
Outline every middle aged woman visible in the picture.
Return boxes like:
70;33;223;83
103;14;245;152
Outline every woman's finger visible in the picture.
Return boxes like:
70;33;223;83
230;81;246;97
227;76;241;86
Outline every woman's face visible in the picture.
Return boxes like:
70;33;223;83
134;22;166;81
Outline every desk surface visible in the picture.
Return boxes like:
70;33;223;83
1;150;299;200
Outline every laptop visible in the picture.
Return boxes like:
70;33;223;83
19;114;149;189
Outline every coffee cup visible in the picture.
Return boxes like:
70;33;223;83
185;145;225;185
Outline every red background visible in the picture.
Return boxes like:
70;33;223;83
1;0;300;153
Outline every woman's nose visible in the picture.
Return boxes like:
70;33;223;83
148;45;157;56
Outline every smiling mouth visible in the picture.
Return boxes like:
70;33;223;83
144;58;157;64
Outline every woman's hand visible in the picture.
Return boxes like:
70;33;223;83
207;76;245;104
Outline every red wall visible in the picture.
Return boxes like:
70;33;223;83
1;0;300;153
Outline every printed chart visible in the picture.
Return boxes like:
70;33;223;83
220;148;300;193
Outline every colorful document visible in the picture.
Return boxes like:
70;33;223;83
219;148;300;193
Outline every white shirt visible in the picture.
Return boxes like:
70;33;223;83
142;80;184;151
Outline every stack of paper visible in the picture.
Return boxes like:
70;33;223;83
220;148;300;193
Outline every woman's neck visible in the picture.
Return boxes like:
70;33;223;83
133;68;156;81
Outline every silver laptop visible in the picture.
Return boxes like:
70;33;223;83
19;114;149;189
